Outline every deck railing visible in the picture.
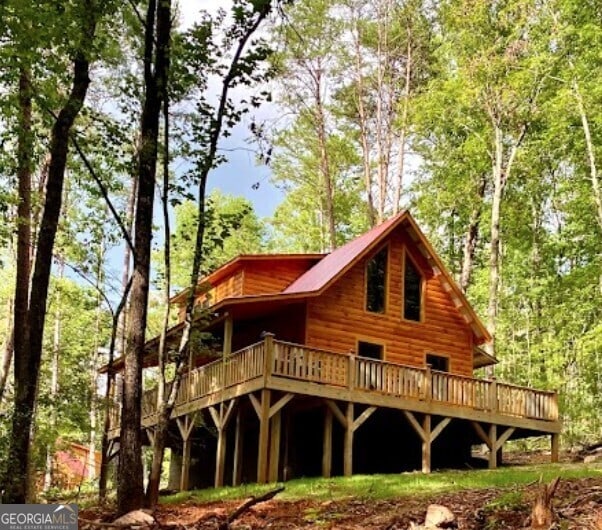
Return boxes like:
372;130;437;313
109;336;559;432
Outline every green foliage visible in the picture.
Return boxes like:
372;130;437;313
157;190;266;291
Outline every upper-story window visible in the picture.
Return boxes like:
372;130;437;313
403;252;422;321
366;246;388;313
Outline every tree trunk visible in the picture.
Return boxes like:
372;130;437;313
573;80;602;252
6;64;32;496
117;0;171;515
5;12;95;499
145;78;172;509
486;123;525;359
44;264;63;492
460;176;486;293
0;296;14;402
394;34;412;215
118;174;138;357
314;66;337;251
352;13;375;227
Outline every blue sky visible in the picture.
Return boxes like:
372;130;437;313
179;0;283;219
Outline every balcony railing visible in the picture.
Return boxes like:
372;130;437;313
108;337;559;432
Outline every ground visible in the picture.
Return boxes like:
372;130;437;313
80;456;602;529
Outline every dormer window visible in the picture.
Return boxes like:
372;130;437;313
403;252;422;321
366;246;388;313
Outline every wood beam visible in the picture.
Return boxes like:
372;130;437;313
257;389;271;483
269;393;294;418
322;407;333;478
352;406;376;432
422;414;431;473
181;437;191;491
268;409;282;483
233;409;244;486
495;427;515;452
249;392;261;418
215;420;227;487
344;402;354;477
551;433;559;463
471;421;491;449
431;417;452;442
325;399;347;427
488;424;497;469
403;410;427;442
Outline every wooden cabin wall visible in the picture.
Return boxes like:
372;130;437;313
231;303;306;352
241;259;318;296
178;269;245;321
305;228;474;376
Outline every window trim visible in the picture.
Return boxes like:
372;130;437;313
356;337;386;360
425;352;451;372
364;243;390;315
402;248;424;323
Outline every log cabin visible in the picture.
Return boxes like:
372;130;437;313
105;211;560;490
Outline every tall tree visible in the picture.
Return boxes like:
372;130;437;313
117;0;172;515
4;0;103;503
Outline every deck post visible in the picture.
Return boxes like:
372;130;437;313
223;313;233;358
176;415;196;491
322;406;333;478
490;377;498;413
551;433;560;463
268;408;282;482
488;424;497;469
422;414;432;473
257;389;271;483
233;408;244;486
215;429;227;487
181;437;191;491
263;333;275;385
423;364;432;400
348;354;356;390
344;402;354;477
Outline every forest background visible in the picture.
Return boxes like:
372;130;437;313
0;0;600;504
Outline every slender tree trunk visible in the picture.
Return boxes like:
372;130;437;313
44;263;63;492
117;0;171;515
7;64;33;495
145;84;172;509
143;4;272;507
573;80;602;233
460;176;486;293
314;66;337;251
0;296;14;402
487;121;525;359
118;175;138;357
375;3;386;223
5;3;96;504
394;35;412;215
88;240;105;482
352;13;375;227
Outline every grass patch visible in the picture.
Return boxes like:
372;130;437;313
161;463;602;505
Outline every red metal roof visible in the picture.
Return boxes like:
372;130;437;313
284;212;405;294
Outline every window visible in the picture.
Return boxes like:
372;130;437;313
358;341;384;360
366;247;388;313
426;353;449;372
403;253;422;321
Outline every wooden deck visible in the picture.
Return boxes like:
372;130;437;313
109;335;560;439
